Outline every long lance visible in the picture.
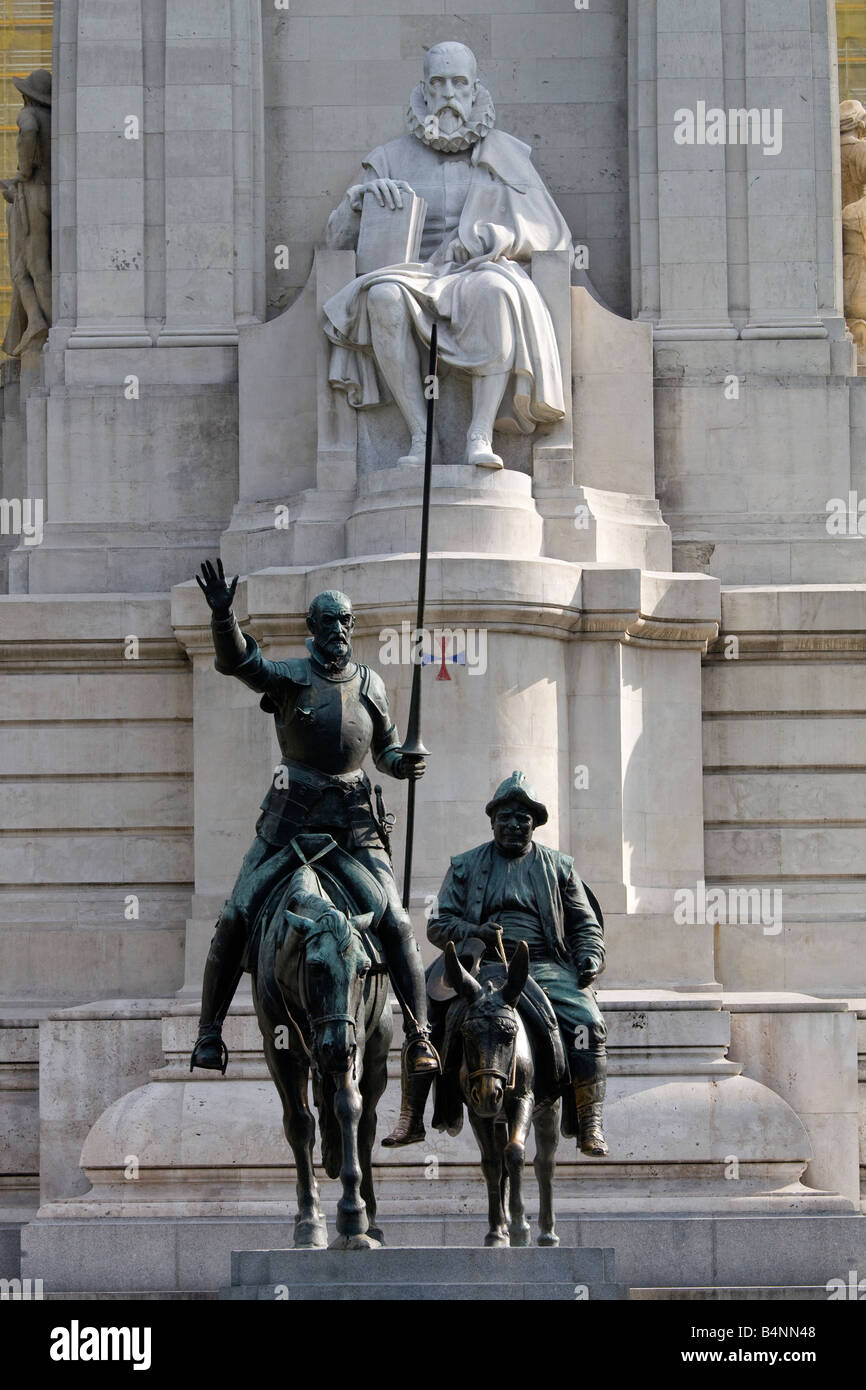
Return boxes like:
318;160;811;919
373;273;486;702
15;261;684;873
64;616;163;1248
400;322;438;911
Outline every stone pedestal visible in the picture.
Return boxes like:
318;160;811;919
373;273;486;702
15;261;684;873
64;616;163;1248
348;464;542;559
220;1246;627;1301
20;988;860;1294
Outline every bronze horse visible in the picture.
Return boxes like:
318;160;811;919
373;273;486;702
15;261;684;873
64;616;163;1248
250;835;393;1249
443;940;561;1248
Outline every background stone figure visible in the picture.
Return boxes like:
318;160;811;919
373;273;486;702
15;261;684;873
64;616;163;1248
1;69;51;358
840;99;866;364
323;41;572;471
840;99;866;210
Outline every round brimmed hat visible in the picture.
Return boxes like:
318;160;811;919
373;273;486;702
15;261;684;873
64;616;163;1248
484;770;548;826
13;70;51;106
840;99;866;132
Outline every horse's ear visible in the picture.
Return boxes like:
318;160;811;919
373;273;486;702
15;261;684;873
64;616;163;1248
501;939;529;1006
283;909;314;936
444;940;482;1001
350;911;375;933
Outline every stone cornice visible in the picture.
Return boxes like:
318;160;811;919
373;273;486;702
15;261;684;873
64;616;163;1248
0;638;187;672
171;561;721;655
708;584;866;658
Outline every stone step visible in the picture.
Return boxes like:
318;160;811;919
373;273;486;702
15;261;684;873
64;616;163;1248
41;1291;218;1301
23;1212;866;1295
223;1245;626;1301
631;1287;832;1301
230;1244;616;1288
222;1280;627;1301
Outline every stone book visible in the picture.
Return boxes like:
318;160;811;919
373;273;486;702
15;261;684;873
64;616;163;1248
356;189;428;274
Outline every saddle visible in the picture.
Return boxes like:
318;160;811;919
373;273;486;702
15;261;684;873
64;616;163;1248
428;959;579;1138
245;833;388;979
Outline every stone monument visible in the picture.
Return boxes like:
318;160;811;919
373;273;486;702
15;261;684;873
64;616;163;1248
0;3;864;1301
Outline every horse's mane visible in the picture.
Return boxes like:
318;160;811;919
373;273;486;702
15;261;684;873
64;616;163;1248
298;903;354;955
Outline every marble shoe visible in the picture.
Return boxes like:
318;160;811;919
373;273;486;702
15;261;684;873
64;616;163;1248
398;433;428;467
466;431;503;469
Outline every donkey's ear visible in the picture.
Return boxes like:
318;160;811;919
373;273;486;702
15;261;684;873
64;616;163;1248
444;940;483;1001
350;911;375;933
501;939;530;1006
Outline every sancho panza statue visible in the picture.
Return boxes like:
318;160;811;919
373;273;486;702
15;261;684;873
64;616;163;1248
421;773;609;1155
323;41;573;471
190;561;439;1144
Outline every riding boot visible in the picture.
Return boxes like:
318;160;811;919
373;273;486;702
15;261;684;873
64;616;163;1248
190;901;248;1073
381;933;440;1074
571;1053;609;1157
378;933;439;1145
381;1064;436;1147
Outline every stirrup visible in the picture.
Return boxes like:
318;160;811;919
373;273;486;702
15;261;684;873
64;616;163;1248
190;1026;229;1075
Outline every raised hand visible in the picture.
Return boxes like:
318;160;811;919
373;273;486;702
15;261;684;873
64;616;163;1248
195;557;238;614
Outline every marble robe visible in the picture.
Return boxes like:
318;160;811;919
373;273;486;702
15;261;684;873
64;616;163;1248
323;128;573;435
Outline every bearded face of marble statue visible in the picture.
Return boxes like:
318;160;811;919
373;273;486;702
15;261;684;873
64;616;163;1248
422;44;479;137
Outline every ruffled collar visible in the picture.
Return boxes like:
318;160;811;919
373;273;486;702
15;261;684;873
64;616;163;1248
406;83;495;153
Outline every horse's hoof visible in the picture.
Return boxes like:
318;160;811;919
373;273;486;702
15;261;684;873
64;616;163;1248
483;1233;508;1248
294;1218;327;1249
509;1227;531;1248
329;1232;382;1251
537;1232;560;1248
367;1226;385;1246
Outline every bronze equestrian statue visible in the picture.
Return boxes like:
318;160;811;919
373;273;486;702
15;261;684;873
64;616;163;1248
250;833;393;1248
408;771;609;1156
189;559;438;1145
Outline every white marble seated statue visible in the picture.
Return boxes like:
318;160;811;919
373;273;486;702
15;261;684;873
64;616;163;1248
323;41;573;471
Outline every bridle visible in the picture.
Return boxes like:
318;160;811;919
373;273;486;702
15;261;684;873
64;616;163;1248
464;1005;519;1092
294;912;367;1076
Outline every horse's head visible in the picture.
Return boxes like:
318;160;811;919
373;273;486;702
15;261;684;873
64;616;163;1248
444;939;530;1119
283;906;375;1075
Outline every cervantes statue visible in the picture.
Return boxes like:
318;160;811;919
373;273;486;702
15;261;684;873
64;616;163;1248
323;41;573;471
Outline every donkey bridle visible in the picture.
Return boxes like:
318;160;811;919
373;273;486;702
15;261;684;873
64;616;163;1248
465;1006;520;1091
